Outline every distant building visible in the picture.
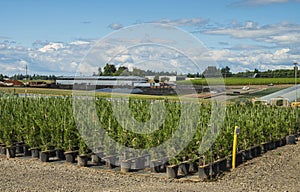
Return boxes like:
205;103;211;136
56;76;147;89
144;75;186;82
3;80;24;87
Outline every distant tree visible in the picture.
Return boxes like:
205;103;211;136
103;63;116;76
114;66;128;76
221;66;232;77
187;72;201;78
131;68;145;77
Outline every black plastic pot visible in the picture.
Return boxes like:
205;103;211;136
275;140;281;148
56;148;65;160
178;161;189;176
188;161;198;173
286;135;296;145
260;143;268;154
142;154;151;167
77;155;88;167
91;153;101;165
254;145;261;156
104;155;119;168
150;159;167;173
250;147;256;158
150;160;161;173
245;148;253;161
198;164;210;180
240;150;249;164
40;151;50;162
226;155;232;170
166;164;179;178
30;148;41;158
280;137;287;146
211;161;219;176
217;158;227;172
130;156;145;170
0;144;6;155
6;146;16;158
120;160;131;173
40;150;56;162
23;145;31;156
64;151;78;163
268;141;276;150
15;143;24;154
236;151;243;166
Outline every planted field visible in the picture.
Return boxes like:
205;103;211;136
0;87;181;100
0;96;296;172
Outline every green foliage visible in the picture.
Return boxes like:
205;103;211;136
0;96;296;164
103;63;117;76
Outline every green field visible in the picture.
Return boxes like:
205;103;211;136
179;77;298;85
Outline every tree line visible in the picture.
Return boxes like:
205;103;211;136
187;66;299;78
1;64;299;81
96;63;177;77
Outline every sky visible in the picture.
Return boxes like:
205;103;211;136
1;0;300;76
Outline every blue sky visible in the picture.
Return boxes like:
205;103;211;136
1;0;300;75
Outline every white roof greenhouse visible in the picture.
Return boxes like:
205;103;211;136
259;84;300;104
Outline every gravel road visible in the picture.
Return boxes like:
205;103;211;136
0;141;299;192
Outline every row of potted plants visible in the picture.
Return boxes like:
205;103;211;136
0;96;298;179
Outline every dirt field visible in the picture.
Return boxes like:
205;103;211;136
0;140;299;192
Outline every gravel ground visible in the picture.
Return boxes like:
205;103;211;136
0;142;299;192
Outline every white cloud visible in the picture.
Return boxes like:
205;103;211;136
274;48;290;56
0;40;94;75
245;21;256;29
151;18;208;27
108;23;123;30
39;42;65;52
0;43;7;49
206;48;300;72
205;22;300;45
1;21;300;76
69;41;90;45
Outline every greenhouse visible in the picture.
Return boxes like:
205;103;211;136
259;84;300;104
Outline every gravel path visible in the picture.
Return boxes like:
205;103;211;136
0;142;299;192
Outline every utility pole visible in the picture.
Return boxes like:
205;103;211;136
294;62;298;136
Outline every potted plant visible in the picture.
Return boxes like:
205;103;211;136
28;119;42;158
3;125;17;158
198;155;211;180
77;138;91;167
63;123;79;163
166;158;179;178
64;140;79;163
